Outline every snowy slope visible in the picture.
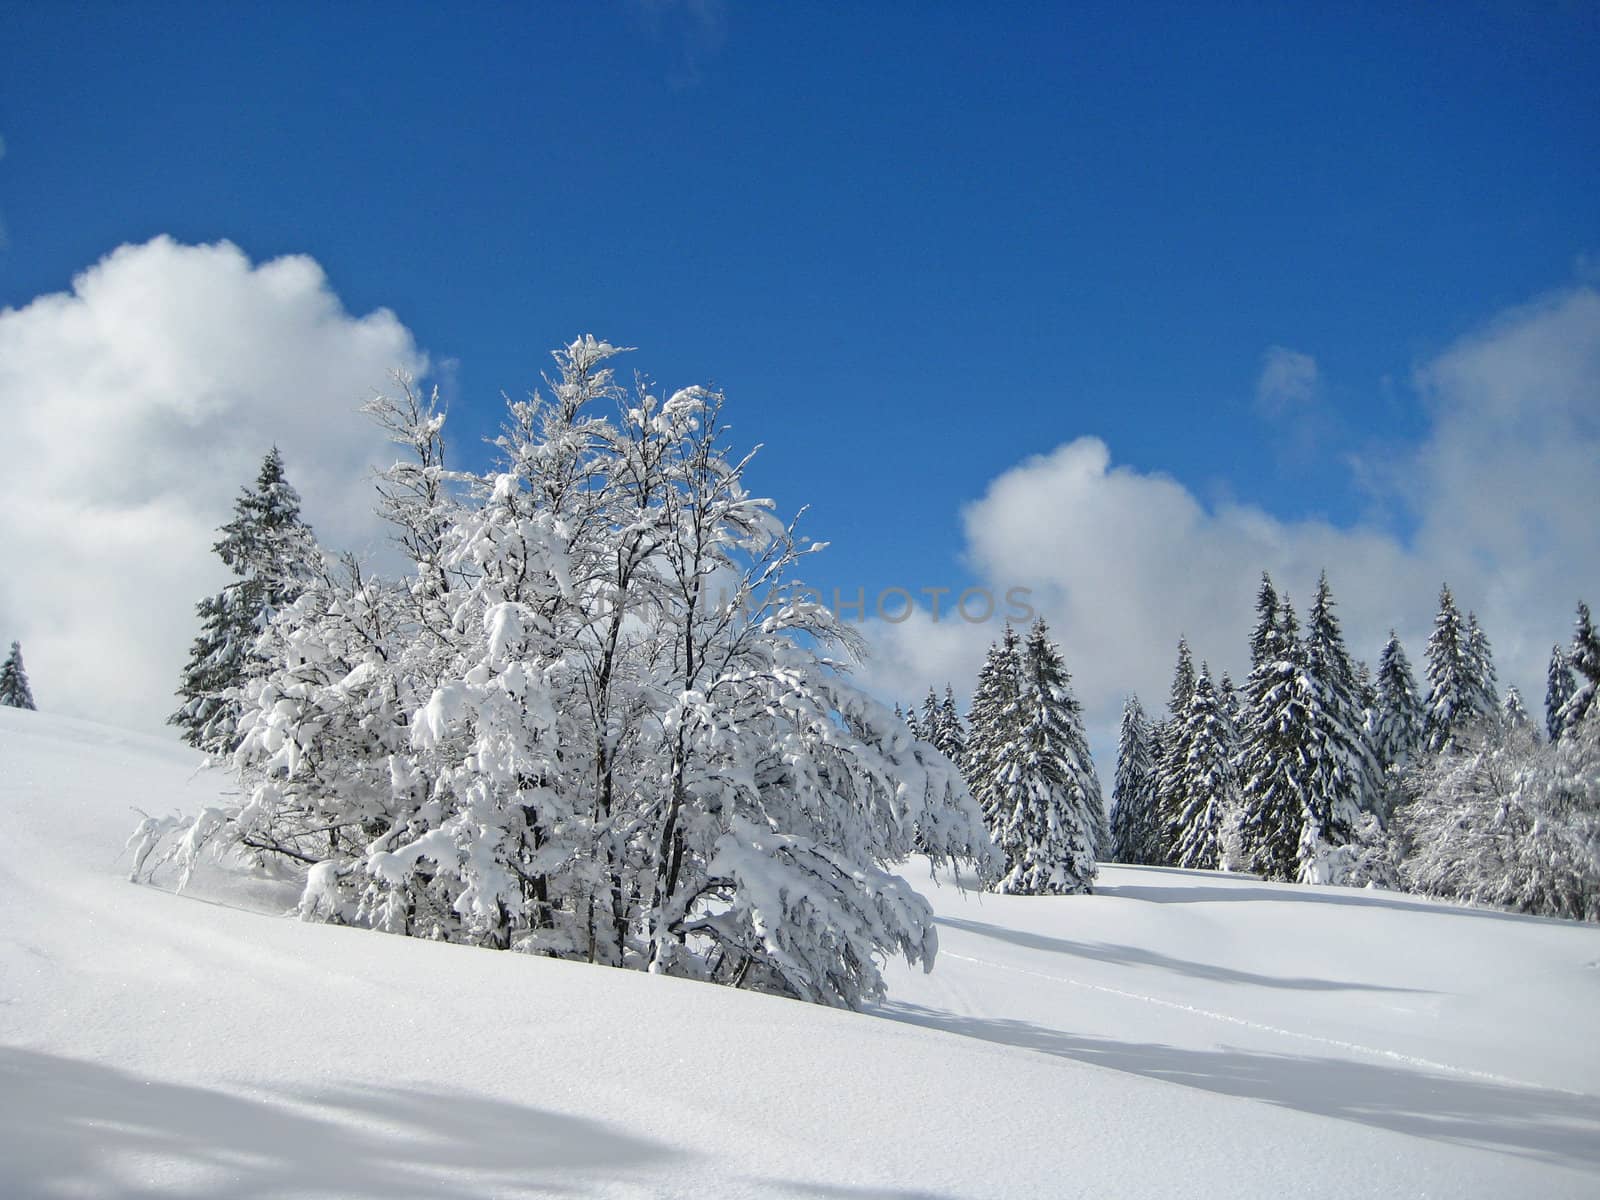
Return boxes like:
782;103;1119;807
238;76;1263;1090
3;707;1598;1199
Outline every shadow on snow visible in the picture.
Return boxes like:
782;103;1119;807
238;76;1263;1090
935;916;1431;994
1096;868;1572;927
879;1002;1600;1172
0;1046;958;1200
0;1045;676;1198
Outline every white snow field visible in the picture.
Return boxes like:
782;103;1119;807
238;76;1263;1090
3;708;1598;1199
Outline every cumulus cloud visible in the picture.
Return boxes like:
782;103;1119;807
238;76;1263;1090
0;237;426;729
860;287;1600;770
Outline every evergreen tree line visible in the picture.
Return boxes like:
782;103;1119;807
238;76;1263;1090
900;619;1104;896
1105;572;1600;918
139;339;999;1010
0;640;36;710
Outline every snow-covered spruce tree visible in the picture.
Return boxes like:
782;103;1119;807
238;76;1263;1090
1398;710;1600;921
1502;686;1532;734
1557;601;1600;738
982;619;1100;894
0;641;36;710
919;687;940;746
1109;695;1160;864
1147;637;1197;865
1465;612;1499;719
1219;672;1242;724
1372;632;1423;774
1422;584;1494;754
932;685;967;767
966;626;1025;827
1369;631;1424;822
1547;644;1577;742
170;448;320;756
899;702;922;741
1354;659;1377;713
1239;574;1281;751
1301;572;1372;846
1167;668;1235;870
140;338;996;1009
1247;572;1280;667
1214;671;1249;869
1236;594;1315;881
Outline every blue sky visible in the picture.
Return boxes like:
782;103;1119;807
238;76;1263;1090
1;2;1597;739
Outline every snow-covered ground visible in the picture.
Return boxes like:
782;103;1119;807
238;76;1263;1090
3;707;1598;1198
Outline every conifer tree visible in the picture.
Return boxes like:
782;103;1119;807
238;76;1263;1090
1372;632;1424;776
1354;660;1377;713
1109;694;1158;864
902;701;924;741
1502;686;1532;733
171;449;320;755
1547;644;1577;742
0;641;36;710
1557;601;1600;736
1236;595;1314;881
980;620;1100;894
1167;669;1235;870
1248;573;1281;669
1219;672;1242;724
966;627;1024;826
1168;636;1196;718
1422;584;1489;754
1149;637;1197;864
1465;612;1499;719
933;685;967;766
1303;572;1375;830
920;687;940;745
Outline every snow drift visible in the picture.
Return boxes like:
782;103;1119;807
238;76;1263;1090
3;707;1598;1197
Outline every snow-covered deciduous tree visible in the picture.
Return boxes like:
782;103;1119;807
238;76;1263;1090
1109;694;1160;865
1399;712;1600;922
1166;668;1235;870
170;448;321;756
0;641;35;710
136;338;997;1010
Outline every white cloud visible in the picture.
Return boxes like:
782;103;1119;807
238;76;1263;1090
0;237;425;729
1255;345;1319;416
860;287;1600;771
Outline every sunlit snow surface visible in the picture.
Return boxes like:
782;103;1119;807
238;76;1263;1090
2;707;1598;1198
